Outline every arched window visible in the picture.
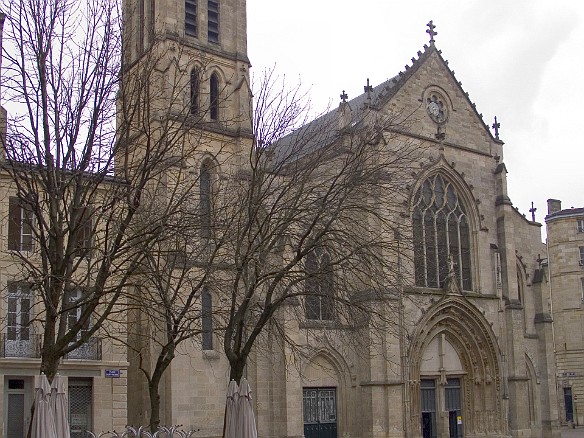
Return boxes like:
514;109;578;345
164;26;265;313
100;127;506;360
200;160;212;237
305;249;334;320
201;287;213;350
190;68;199;115
413;174;472;291
209;73;219;121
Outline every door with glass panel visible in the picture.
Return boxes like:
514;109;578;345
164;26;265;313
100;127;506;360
303;387;337;438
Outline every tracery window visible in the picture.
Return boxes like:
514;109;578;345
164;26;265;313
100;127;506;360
304;249;334;320
209;73;219;121
413;174;472;291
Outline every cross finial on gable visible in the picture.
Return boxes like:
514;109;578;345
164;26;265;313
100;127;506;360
364;78;373;101
340;90;348;103
529;202;537;222
426;20;437;44
492;116;501;140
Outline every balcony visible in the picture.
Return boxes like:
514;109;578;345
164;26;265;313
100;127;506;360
65;337;102;360
0;333;42;358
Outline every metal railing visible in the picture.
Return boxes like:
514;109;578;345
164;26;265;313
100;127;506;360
66;337;102;360
87;426;199;437
0;333;42;358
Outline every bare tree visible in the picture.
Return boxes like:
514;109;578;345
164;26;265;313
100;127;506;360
200;70;424;384
0;0;229;388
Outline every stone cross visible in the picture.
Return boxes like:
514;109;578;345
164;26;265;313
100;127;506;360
340;90;348;103
426;20;437;44
529;202;537;222
492;116;501;140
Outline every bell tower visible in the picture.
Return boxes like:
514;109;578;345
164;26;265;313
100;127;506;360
121;0;252;139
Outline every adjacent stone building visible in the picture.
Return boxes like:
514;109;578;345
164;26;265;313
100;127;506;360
546;199;584;427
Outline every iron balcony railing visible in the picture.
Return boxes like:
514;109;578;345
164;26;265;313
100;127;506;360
66;337;102;360
0;333;42;358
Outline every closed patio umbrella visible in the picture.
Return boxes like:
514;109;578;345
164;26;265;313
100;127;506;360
224;379;239;438
50;374;71;438
236;377;257;438
30;373;57;438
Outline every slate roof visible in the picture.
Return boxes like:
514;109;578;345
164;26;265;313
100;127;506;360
270;41;502;165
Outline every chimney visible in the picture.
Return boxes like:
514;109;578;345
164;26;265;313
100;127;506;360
547;199;562;215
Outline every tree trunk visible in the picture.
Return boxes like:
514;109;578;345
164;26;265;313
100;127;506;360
148;379;162;433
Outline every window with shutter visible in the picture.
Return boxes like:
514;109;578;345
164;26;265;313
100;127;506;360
8;197;33;251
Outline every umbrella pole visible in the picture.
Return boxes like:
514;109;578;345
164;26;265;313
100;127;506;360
26;402;35;438
222;402;227;438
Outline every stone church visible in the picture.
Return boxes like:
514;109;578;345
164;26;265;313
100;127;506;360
84;1;561;438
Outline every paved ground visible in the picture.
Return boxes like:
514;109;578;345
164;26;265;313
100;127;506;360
563;426;584;437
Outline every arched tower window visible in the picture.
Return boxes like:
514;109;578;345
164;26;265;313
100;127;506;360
413;174;472;291
190;68;199;115
210;73;219;121
201;287;213;350
200;159;213;237
305;249;334;320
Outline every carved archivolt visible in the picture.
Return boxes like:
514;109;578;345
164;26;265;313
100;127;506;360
407;296;503;435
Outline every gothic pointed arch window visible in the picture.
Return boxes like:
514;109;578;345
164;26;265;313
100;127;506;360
190;68;199;115
200;159;213;237
305;248;334;320
209;73;219;121
413;174;472;291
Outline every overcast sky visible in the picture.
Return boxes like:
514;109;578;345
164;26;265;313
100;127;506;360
247;0;582;234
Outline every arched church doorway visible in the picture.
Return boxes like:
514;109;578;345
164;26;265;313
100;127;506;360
409;298;503;437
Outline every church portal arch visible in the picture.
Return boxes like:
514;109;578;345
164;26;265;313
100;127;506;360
408;297;504;437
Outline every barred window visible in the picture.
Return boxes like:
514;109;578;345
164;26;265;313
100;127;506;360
413;174;472;291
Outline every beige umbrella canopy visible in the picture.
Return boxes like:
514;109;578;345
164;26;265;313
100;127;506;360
50;374;71;438
31;374;58;438
224;379;239;438
236;377;257;438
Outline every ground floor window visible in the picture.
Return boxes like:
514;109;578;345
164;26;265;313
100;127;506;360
303;387;337;438
69;378;93;438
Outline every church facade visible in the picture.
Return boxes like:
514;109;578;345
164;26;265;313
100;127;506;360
0;0;562;437
119;1;560;438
